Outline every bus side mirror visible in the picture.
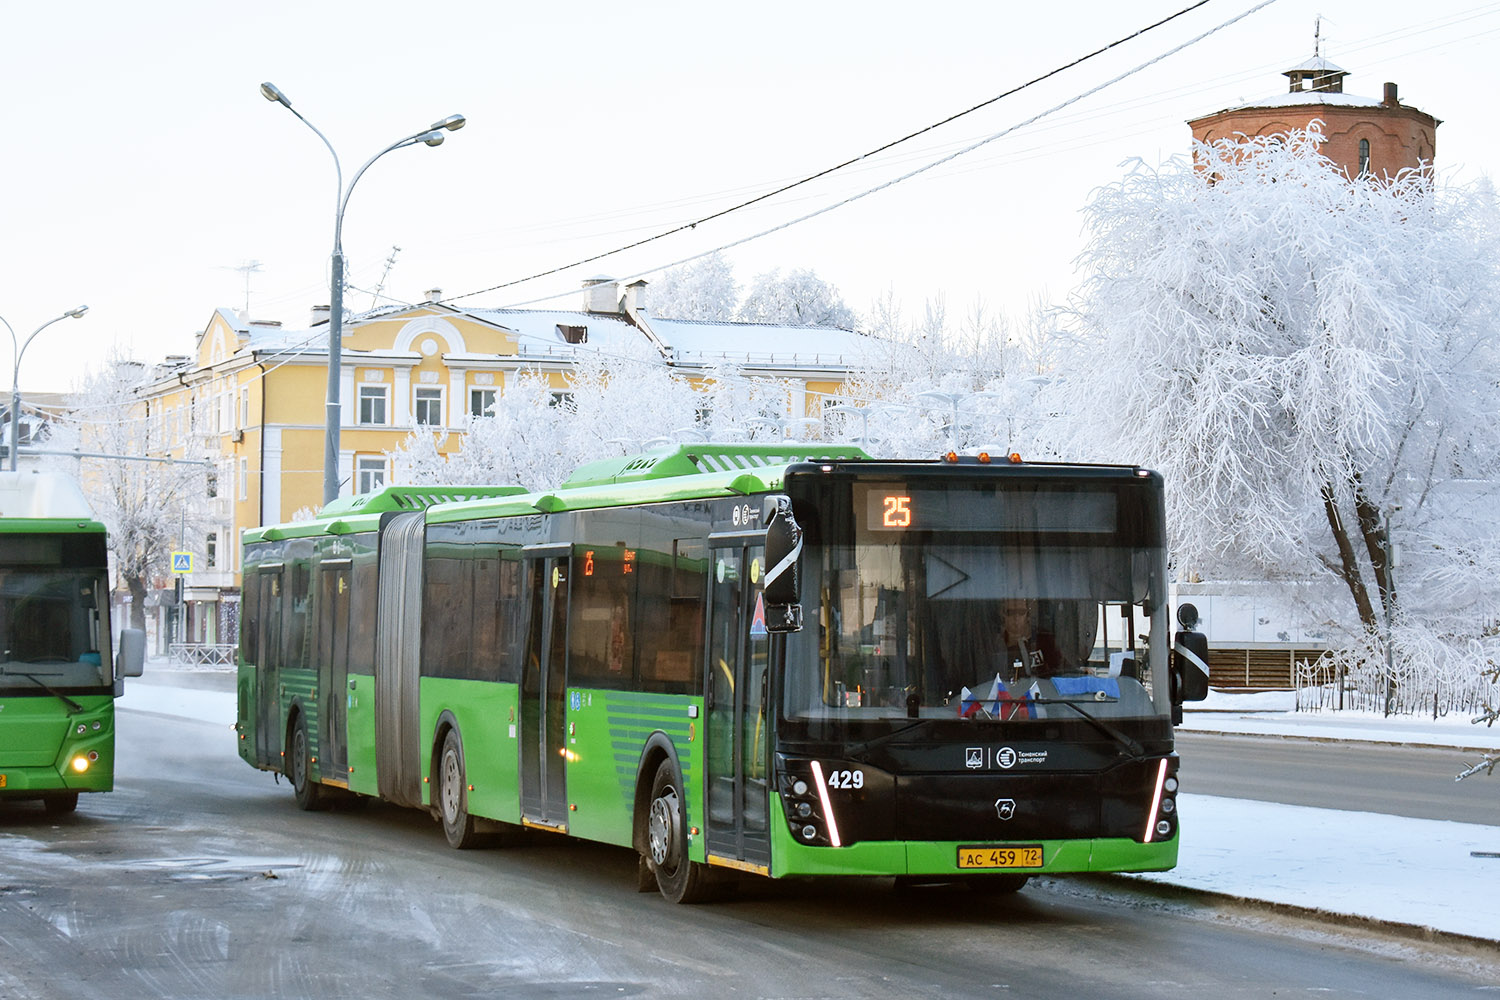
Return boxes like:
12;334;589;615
116;628;146;679
1172;603;1209;715
763;495;803;633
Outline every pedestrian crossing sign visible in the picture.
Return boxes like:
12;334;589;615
171;551;193;574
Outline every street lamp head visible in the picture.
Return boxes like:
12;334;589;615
419;130;446;147
432;114;466;132
259;81;292;108
66;305;88;319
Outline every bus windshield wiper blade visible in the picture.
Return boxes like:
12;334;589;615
3;669;85;714
845;719;939;761
1029;698;1143;758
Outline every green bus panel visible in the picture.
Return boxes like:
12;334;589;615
346;673;378;797
235;666;257;767
418;677;521;821
565;688;705;851
0;694;116;796
280;667;320;780
767;796;1179;877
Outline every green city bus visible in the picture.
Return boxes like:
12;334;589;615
0;471;145;813
236;444;1208;902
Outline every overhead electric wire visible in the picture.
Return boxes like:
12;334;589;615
487;0;1280;314
446;0;1226;304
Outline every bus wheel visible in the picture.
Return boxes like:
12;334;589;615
289;715;325;812
438;729;486;849
646;760;711;904
43;792;78;815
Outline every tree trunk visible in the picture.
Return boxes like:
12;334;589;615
126;574;148;634
1321;479;1378;632
1351;475;1394;622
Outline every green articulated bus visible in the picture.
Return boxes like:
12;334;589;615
236;444;1209;902
0;471;145;813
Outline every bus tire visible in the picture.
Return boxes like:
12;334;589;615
646;759;711;904
437;728;486;849
43;792;79;815
289;713;325;812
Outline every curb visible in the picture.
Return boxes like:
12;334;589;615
1179;726;1499;755
1077;873;1500;950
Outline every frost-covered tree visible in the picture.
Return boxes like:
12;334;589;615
392;344;800;490
56;355;212;633
648;251;738;321
830;293;1056;458
1054;127;1500;711
737;267;857;329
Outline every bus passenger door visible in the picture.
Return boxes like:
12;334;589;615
317;560;351;782
520;552;570;830
705;541;771;867
254;569;283;767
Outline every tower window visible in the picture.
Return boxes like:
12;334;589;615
1358;139;1371;176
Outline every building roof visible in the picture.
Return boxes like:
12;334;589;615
1214;90;1385;114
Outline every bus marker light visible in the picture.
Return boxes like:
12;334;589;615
1156;820;1172;837
1008;453;1023;464
808;760;843;847
1143;759;1168;843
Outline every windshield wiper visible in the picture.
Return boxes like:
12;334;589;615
1;668;85;714
1029;697;1144;759
845;719;941;762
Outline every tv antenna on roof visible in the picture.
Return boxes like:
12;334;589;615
371;246;402;310
219;259;264;316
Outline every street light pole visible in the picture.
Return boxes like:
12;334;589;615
259;82;465;505
2;305;89;471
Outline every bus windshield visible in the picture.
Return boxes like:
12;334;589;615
0;567;111;692
781;475;1170;726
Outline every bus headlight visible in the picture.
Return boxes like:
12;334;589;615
71;756;90;773
1156;820;1172;837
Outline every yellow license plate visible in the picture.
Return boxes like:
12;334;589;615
957;845;1044;869
0;774;7;788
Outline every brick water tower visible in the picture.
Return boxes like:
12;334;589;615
1188;45;1439;179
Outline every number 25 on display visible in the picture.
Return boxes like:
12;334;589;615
881;495;912;528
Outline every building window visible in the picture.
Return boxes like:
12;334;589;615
1358;138;1371;176
358;385;389;425
240;388;249;428
557;324;588;344
469;387;497;417
414;387;444;426
206;532;218;569
239;458;249;501
548;390;575;410
356;456;387;495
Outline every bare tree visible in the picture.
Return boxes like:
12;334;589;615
57;355;212;633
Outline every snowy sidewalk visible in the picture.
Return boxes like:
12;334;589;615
120;673;1500;942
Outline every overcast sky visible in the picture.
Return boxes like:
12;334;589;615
3;0;1495;392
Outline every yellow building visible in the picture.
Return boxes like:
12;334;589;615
138;279;876;653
